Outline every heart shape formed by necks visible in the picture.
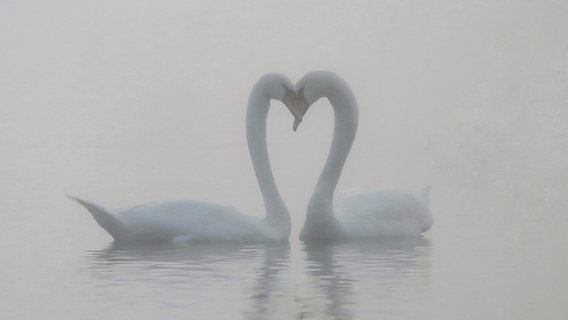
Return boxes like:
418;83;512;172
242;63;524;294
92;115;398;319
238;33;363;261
291;70;433;241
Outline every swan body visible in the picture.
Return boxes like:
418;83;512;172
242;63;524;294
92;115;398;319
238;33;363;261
335;187;432;239
294;71;433;241
70;73;302;243
67;197;277;243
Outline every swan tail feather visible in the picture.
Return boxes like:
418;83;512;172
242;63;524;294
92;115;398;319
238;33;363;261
66;195;128;241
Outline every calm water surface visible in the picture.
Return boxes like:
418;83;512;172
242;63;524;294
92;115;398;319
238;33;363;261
2;149;566;319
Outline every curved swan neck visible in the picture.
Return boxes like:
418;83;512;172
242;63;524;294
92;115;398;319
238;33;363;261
246;87;291;237
308;78;359;216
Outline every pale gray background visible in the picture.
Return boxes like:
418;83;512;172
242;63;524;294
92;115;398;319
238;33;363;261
2;1;567;319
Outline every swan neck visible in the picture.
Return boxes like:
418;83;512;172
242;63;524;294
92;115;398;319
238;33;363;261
309;87;358;216
246;90;291;237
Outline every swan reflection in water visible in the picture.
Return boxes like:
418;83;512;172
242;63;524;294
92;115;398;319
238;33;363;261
302;239;432;319
86;242;290;318
85;239;430;319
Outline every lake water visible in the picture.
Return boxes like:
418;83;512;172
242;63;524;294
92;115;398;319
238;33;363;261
2;146;567;319
2;1;567;319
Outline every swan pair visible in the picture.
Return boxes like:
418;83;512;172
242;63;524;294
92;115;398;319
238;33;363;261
69;71;432;243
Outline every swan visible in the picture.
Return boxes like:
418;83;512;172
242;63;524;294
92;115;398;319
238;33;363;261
69;73;303;243
293;71;433;241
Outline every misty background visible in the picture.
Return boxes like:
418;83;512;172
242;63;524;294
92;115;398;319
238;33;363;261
1;1;567;319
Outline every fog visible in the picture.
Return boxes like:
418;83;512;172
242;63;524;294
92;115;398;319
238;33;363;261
2;1;567;319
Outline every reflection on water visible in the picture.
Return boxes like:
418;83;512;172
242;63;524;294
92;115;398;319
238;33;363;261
243;243;291;320
302;239;431;319
88;242;258;268
84;240;430;319
86;242;291;319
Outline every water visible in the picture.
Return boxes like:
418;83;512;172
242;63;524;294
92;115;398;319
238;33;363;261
2;1;568;319
81;240;430;319
2;147;566;319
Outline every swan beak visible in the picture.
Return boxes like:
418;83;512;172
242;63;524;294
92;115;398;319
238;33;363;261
292;87;309;131
282;89;304;126
293;117;301;132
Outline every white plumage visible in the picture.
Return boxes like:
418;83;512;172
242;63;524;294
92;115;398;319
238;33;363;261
69;74;301;243
295;71;433;241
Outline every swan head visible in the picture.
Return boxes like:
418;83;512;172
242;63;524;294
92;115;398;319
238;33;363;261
255;73;304;124
292;71;345;131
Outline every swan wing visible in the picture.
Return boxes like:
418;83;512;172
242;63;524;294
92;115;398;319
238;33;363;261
334;187;431;238
116;200;271;242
